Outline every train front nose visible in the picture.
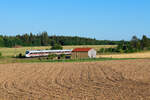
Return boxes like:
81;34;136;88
25;51;30;57
25;54;30;58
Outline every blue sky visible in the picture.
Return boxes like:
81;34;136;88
0;0;150;40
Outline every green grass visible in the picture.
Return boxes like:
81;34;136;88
0;45;116;57
0;57;140;64
0;45;141;64
42;58;139;63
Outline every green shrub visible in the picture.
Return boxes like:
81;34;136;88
98;48;105;53
51;44;63;50
0;52;2;57
17;53;25;58
48;54;57;59
19;53;22;58
119;49;124;53
60;54;66;59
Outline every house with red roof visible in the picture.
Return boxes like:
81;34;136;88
72;48;96;59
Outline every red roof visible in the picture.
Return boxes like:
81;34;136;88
72;48;92;52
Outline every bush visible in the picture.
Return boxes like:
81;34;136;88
0;52;2;57
60;54;66;59
98;48;105;53
119;49;124;53
99;48;115;54
98;44;143;54
17;53;25;58
19;53;22;58
48;54;57;59
51;44;63;50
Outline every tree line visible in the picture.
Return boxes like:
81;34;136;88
0;32;121;47
98;35;150;53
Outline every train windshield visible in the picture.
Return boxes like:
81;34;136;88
26;51;30;54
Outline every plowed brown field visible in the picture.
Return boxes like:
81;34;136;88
0;60;150;100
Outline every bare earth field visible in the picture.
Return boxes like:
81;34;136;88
0;59;150;100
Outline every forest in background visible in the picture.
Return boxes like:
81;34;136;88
98;35;150;53
0;31;150;54
0;32;124;47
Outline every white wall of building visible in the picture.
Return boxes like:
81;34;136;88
88;49;96;58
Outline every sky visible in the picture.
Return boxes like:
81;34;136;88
0;0;150;40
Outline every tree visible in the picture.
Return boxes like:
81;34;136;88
3;37;13;47
0;52;2;57
22;33;30;46
50;40;56;46
0;32;129;47
0;37;4;47
130;35;141;50
141;35;150;49
41;32;49;46
51;44;63;50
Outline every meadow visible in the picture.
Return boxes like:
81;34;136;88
98;51;150;58
1;45;150;64
0;45;116;57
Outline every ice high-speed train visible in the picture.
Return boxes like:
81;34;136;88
25;49;72;58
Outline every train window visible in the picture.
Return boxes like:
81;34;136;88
26;51;29;54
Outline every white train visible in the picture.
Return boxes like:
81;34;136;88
25;49;72;58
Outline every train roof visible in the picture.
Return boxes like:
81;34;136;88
26;49;72;53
